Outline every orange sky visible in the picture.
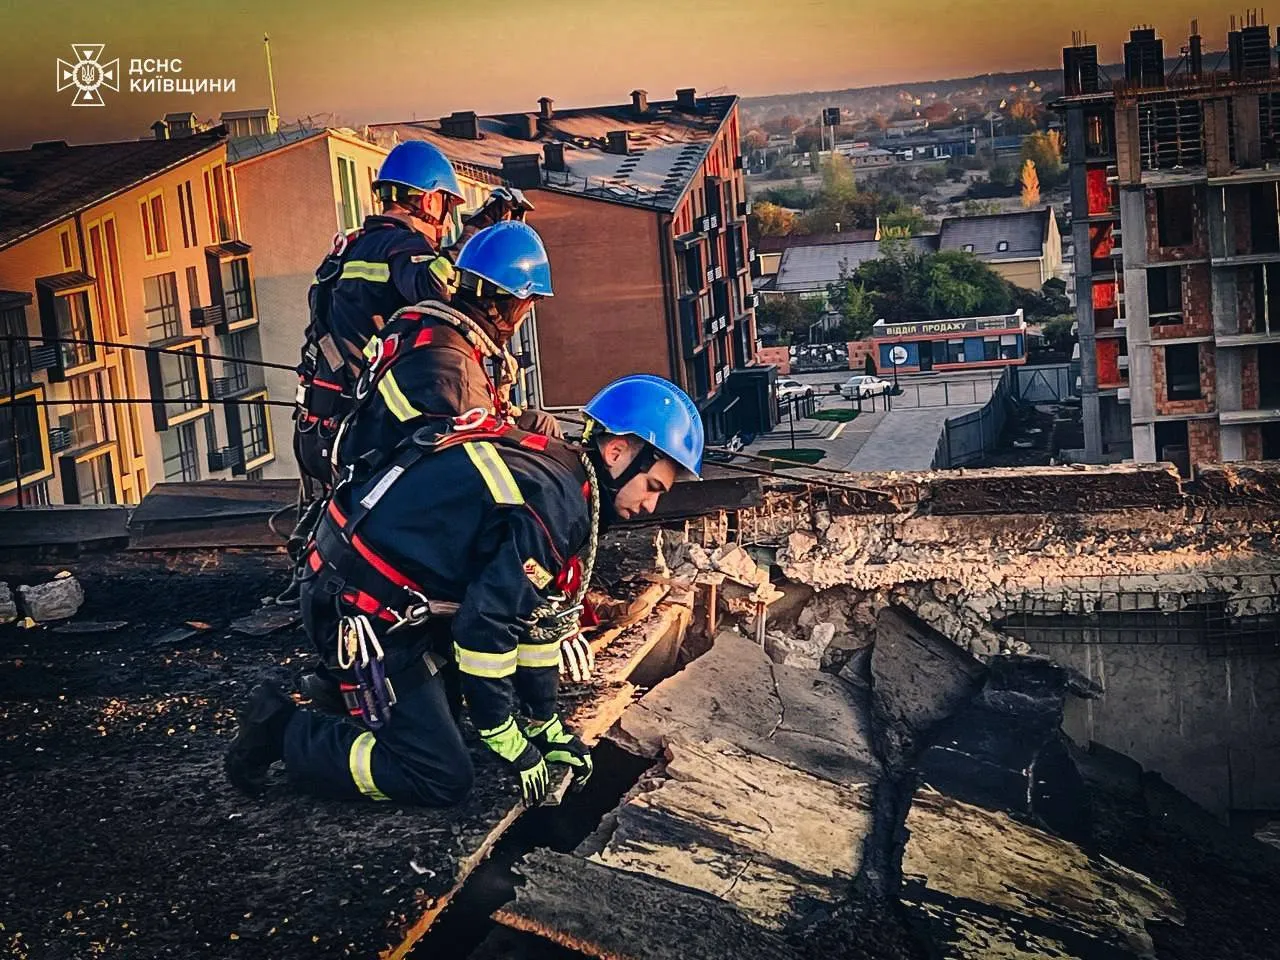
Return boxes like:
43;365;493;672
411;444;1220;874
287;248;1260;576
0;0;1236;149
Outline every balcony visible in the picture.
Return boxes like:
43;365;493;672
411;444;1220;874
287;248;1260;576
679;297;701;355
190;304;224;328
207;446;243;472
737;200;751;217
699;214;720;233
47;426;74;454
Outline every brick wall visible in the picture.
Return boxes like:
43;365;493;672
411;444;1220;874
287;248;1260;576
847;339;875;371
1152;342;1216;416
1244;426;1265;461
1242;346;1261;410
756;346;790;374
1145;186;1209;263
1149;263;1213;341
1188;418;1220;466
1237;266;1257;334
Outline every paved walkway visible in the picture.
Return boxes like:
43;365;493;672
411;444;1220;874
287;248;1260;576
845;405;981;472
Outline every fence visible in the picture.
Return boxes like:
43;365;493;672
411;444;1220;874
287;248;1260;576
932;369;1012;468
1009;363;1076;404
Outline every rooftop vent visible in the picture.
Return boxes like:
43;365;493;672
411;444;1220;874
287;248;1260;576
501;153;542;190
440;111;480;140
538;97;554;121
631;89;649;114
606;130;631;155
543;141;566;172
676;88;697;110
512;114;538;139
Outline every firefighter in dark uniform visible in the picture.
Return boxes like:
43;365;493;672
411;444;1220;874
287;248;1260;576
334;220;559;482
225;375;705;807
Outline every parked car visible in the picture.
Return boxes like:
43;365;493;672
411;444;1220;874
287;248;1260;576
775;378;815;402
840;375;893;400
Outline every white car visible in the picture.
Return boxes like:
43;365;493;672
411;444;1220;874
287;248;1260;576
775;378;814;402
840;375;893;400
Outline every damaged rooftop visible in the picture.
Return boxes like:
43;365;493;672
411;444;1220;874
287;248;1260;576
2;461;1279;959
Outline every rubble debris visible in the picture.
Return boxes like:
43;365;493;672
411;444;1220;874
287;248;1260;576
0;582;16;623
710;543;760;585
229;607;301;637
50;620;129;634
763;621;833;670
16;573;85;622
498;849;804;960
614;630;881;783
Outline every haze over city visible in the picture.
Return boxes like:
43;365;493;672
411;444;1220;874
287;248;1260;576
1;0;1223;149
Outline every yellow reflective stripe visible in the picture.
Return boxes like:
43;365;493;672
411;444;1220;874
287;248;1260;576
348;731;389;801
376;369;421;422
517;642;561;669
454;642;518;679
362;337;379;360
464;442;524;505
341;260;391;282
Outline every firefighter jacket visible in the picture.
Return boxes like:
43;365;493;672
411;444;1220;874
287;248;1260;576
300;426;594;732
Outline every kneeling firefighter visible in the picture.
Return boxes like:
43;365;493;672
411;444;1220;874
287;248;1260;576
225;375;704;807
334;219;560;482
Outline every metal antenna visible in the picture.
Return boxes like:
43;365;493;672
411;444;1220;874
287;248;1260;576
264;34;279;127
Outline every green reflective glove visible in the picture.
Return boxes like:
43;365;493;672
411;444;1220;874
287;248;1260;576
480;717;550;806
528;715;593;788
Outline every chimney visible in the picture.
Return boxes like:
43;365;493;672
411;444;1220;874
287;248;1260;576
543;141;566;172
512;114;538;139
676;87;697;110
440;110;480;140
1188;20;1203;76
1123;27;1165;88
501;153;542;190
606;130;631;155
631;89;649;114
151;120;170;141
538;97;554;120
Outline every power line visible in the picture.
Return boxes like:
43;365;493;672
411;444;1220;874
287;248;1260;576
0;333;298;373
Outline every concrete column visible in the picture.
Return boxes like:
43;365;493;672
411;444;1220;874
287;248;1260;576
1132;422;1157;461
1067;107;1103;462
1220;424;1246;461
1120;188;1154;429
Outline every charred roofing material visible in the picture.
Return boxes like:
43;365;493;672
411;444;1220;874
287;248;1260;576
938;208;1053;261
370;93;738;212
0;129;228;251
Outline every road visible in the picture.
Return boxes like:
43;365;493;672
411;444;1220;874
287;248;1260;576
785;367;999;412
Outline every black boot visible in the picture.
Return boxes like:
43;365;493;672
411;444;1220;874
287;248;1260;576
225;684;297;798
299;670;347;716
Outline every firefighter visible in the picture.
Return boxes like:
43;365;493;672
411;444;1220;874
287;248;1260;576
333;220;559;483
225;375;704;808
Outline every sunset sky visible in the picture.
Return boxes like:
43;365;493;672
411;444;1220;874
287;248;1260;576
0;0;1232;149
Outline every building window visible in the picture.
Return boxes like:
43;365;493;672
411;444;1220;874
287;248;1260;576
160;346;203;423
222;331;250;393
102;217;126;338
69;372;111;448
947;339;965;364
1147;266;1183;325
186;265;201;309
996;240;1009;252
1000;333;1020;360
75;450;116;505
57;225;74;270
246;467;263;482
1164;344;1201;401
162;421;200;482
54;290;94;369
139;190;169;258
177;180;199;248
1156;187;1194;247
204;163;233;242
143;272;182;340
0;396;45;490
0;306;31;395
87;219;126;338
20;480;50;505
962;243;974;253
221;257;254;324
983;336;1000;361
337;156;361;231
239;392;271;463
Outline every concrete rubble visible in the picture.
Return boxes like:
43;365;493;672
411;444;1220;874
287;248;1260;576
0;582;16;624
16;571;85;623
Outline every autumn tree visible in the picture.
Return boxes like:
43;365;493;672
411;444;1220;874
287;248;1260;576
1020;159;1041;207
750;201;797;238
742;129;768;152
1020;131;1063;187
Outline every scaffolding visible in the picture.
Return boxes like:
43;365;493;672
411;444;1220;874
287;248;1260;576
1137;98;1206;170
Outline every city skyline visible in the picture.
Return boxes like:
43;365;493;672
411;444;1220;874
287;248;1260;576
0;0;1238;149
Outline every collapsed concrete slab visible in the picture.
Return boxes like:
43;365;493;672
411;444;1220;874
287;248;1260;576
614;630;881;784
16;572;85;622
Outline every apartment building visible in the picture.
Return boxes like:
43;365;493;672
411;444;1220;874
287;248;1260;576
228;123;522;477
1059;19;1280;470
372;88;774;442
0;128;273;506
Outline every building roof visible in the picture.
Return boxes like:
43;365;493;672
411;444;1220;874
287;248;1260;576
938;208;1052;261
370;92;737;212
226;124;331;164
774;236;938;293
0;131;226;251
756;229;878;255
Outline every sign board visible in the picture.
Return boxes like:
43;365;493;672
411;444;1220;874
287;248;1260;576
890;345;909;366
874;313;1022;339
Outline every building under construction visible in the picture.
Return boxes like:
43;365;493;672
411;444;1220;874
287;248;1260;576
1059;15;1280;470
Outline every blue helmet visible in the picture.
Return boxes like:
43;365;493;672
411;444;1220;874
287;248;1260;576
455;221;554;298
374;141;464;201
583;375;704;479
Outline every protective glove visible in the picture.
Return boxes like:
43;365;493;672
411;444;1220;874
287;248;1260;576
558;631;594;683
480;717;550;806
528;715;593;789
468;187;535;228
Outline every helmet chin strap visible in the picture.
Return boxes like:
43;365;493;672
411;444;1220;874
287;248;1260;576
585;439;656;529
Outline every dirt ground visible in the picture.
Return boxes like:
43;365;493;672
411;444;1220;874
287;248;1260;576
0;551;536;960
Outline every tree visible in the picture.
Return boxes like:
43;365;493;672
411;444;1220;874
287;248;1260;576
1020;159;1041;207
880;209;925;236
1020;131;1063;187
794;128;822;153
755;296;827;344
742;129;767;152
864;354;877;375
750;201;797;238
820;154;857;202
1039;315;1076;354
827;267;877;340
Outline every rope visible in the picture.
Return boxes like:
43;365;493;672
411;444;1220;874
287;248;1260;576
394;300;520;392
524;447;600;644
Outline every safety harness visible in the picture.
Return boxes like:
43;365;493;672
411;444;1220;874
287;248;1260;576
301;411;599;728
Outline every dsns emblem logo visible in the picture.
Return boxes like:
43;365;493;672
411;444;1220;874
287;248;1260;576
56;44;120;107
